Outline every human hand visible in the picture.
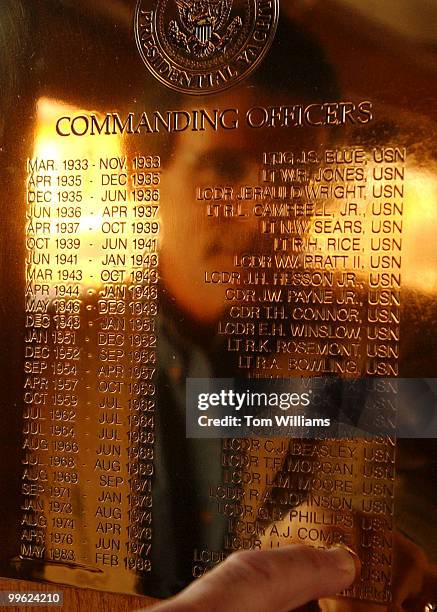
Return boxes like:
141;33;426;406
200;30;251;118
139;545;357;612
320;532;437;612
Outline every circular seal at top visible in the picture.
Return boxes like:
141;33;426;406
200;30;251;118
134;0;279;95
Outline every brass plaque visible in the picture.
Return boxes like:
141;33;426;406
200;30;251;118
1;1;437;609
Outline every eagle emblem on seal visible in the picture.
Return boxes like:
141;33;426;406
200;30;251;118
168;0;243;59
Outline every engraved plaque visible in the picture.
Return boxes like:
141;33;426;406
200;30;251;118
1;1;437;609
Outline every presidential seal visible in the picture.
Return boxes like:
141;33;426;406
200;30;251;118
134;0;279;95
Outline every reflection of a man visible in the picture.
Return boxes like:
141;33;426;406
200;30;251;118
147;14;338;593
149;15;437;612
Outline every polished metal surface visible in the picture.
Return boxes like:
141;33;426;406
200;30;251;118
0;1;437;609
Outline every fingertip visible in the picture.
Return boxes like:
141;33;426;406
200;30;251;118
326;545;360;586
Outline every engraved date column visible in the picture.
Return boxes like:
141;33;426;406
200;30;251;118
125;154;160;574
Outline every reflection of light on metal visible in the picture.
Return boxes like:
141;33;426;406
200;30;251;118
402;168;437;294
30;98;123;289
365;163;437;294
307;161;437;295
29;98;137;593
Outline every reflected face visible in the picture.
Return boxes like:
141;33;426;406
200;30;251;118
157;88;325;325
159;121;262;324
